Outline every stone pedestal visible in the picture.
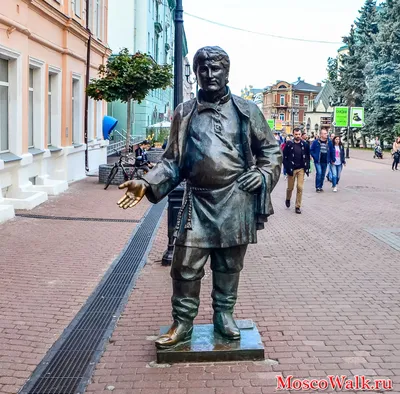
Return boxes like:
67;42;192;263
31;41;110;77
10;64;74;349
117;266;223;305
156;320;264;364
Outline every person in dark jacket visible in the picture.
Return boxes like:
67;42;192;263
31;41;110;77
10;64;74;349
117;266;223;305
310;128;334;193
283;128;310;214
135;141;154;173
329;135;346;192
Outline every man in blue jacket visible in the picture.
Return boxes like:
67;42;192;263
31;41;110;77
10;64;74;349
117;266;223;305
310;128;334;192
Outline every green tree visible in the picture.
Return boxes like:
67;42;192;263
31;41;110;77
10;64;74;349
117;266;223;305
327;0;379;146
364;0;400;143
87;49;173;150
354;0;379;139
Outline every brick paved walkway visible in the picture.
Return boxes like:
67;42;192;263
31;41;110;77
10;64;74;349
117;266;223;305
1;155;400;394
0;178;154;394
84;157;400;394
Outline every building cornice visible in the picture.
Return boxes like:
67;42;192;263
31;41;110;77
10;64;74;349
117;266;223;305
0;14;111;64
19;0;110;56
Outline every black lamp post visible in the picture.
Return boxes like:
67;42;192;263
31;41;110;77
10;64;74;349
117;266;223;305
185;63;198;95
162;0;185;266
290;108;299;134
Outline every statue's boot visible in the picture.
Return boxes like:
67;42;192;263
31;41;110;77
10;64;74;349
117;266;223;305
155;279;200;349
212;272;241;340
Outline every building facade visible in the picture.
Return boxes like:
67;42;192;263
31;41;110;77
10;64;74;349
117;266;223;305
241;86;263;111
107;0;190;139
0;0;110;223
305;81;335;135
262;79;322;135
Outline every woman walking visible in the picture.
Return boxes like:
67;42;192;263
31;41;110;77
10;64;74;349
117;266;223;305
329;136;346;192
392;137;400;171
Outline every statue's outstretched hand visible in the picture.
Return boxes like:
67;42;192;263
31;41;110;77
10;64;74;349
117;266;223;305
117;180;147;209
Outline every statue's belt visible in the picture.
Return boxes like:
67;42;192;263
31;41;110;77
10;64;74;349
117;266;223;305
174;184;208;235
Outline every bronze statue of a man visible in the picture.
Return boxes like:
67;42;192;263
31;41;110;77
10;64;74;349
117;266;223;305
117;46;282;349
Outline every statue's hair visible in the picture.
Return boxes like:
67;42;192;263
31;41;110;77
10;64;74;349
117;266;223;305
193;46;230;74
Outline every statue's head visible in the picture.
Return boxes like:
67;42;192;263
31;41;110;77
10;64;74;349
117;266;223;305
193;46;230;93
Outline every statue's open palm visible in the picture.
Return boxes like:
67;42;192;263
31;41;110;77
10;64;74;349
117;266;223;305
117;180;147;209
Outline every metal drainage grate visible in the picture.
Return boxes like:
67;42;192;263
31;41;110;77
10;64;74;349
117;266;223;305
15;214;140;223
19;199;167;394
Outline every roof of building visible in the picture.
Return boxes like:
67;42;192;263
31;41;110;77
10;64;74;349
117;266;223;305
313;80;335;110
292;78;323;92
250;88;263;94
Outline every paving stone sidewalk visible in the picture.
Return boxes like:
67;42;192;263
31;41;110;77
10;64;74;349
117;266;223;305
0;177;154;394
85;157;400;394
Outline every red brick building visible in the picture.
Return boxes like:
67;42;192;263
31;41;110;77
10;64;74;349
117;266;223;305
263;78;322;135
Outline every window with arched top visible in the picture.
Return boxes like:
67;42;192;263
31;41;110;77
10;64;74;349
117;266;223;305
278;85;287;89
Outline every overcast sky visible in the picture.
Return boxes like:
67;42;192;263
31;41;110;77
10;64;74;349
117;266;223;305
183;0;365;95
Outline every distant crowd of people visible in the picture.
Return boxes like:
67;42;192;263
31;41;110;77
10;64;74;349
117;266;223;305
276;128;346;215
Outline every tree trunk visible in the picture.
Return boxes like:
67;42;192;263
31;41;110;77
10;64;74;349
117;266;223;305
125;98;132;152
362;134;367;149
350;130;355;148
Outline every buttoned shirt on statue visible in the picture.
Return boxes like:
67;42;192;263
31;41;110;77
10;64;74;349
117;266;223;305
174;90;257;249
142;89;282;249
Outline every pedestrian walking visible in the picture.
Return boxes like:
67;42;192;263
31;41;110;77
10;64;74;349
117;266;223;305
310;128;334;193
326;132;336;183
283;128;310;214
281;136;291;179
329;135;346;192
302;132;312;180
392;137;400;171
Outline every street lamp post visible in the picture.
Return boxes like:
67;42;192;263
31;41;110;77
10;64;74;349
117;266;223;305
185;63;198;95
290;108;299;134
346;128;350;159
173;0;183;108
161;0;185;266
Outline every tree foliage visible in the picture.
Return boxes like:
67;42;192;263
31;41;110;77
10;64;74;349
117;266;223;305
325;0;400;142
87;49;173;150
87;49;173;103
363;0;400;142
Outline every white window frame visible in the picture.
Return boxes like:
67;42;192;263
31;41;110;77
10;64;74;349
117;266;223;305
294;95;299;105
72;73;83;145
73;0;81;17
47;74;51;145
88;98;95;141
0;58;9;153
280;94;285;106
28;57;45;151
94;0;103;40
304;96;309;106
48;66;62;147
96;100;103;140
294;112;299;122
279;113;285;121
0;46;22;156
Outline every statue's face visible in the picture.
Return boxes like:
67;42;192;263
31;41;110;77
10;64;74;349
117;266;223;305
196;60;228;92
